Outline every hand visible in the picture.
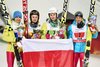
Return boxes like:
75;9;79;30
20;25;25;28
94;25;99;32
60;23;66;28
14;43;19;49
29;32;33;36
17;26;24;29
89;24;98;34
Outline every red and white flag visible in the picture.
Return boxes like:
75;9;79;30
21;39;74;67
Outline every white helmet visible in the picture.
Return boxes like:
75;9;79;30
48;7;57;14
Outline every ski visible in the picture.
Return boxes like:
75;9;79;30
14;45;23;67
0;0;11;25
60;0;69;27
0;0;23;67
22;0;28;38
84;0;96;67
0;0;15;42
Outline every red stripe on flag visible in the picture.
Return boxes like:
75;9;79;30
23;50;74;67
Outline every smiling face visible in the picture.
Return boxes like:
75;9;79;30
15;17;21;23
31;15;39;23
49;13;57;22
75;16;83;23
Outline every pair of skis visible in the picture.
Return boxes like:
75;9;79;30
84;0;97;67
22;0;28;38
0;0;23;67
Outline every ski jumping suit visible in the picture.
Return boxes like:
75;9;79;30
6;21;24;67
41;19;67;39
68;20;98;67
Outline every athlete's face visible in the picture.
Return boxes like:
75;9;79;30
15;17;21;23
49;13;57;21
31;15;39;23
75;16;83;23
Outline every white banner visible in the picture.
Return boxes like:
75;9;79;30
21;39;73;52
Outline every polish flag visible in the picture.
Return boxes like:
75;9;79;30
21;39;74;67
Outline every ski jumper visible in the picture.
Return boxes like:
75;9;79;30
68;20;98;67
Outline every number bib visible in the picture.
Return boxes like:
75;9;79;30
72;25;86;42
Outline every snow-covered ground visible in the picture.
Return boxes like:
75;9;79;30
0;40;100;67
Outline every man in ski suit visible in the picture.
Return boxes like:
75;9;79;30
68;11;98;67
41;7;67;39
7;11;24;67
28;10;42;39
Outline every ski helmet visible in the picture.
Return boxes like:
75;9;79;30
75;11;83;18
48;7;57;14
13;11;22;19
30;10;40;21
